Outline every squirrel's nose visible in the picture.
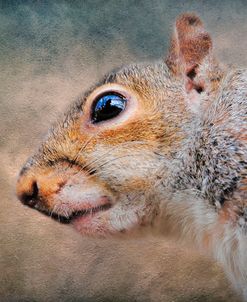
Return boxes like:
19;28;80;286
16;174;39;208
16;165;67;210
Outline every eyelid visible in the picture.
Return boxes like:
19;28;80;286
82;83;139;130
93;91;126;103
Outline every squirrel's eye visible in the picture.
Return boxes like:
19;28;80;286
91;93;127;123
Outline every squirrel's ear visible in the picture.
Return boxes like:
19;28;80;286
166;13;223;110
166;13;212;77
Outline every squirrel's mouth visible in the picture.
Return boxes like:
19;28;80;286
68;203;112;223
35;202;112;224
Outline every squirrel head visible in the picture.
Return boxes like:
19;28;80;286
16;13;224;237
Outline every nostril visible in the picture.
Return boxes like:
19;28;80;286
20;181;39;208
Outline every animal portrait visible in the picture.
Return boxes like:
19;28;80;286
2;1;247;301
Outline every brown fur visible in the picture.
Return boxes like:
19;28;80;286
16;13;247;300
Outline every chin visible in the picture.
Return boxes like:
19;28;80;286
70;201;155;238
71;211;114;237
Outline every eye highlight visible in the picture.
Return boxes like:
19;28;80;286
91;92;127;123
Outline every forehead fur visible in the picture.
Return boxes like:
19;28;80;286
108;61;172;92
66;61;174;120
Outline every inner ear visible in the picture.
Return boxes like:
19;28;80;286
186;66;197;80
184;63;207;113
185;65;205;94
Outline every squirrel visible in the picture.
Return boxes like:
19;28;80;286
16;13;247;300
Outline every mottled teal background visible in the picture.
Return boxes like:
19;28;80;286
0;1;246;301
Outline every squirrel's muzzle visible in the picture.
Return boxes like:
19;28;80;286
16;160;115;228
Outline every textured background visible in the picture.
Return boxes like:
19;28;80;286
1;1;246;301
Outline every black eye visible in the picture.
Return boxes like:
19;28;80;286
91;92;127;123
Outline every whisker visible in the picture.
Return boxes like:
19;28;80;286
86;158;158;182
80;148;168;181
80;140;153;173
74;133;98;162
81;141;161;177
88;154;138;175
66;133;98;171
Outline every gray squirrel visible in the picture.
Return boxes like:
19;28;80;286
16;13;247;300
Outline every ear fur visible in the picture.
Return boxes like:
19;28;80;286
166;13;212;76
166;13;224;111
